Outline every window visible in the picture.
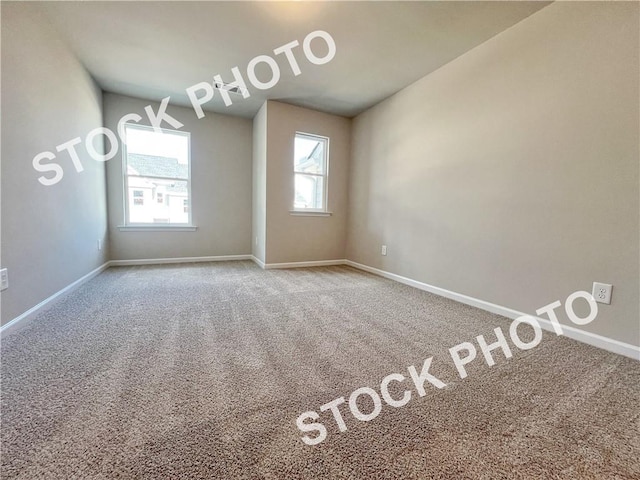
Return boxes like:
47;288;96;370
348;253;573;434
293;133;329;212
122;124;192;226
133;190;144;206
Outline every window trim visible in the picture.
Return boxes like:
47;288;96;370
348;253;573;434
292;131;330;213
121;123;194;228
117;225;198;232
289;210;332;217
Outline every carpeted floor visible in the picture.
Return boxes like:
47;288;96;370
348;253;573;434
1;261;639;479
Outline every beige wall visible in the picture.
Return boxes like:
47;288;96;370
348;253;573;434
346;2;639;345
252;103;268;263
1;3;108;325
3;1;637;350
263;101;351;264
104;93;252;260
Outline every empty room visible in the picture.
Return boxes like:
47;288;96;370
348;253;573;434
1;1;639;478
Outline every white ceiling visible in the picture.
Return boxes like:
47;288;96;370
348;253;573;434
38;1;551;119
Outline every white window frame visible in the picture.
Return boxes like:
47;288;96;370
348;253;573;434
121;123;194;230
292;132;330;214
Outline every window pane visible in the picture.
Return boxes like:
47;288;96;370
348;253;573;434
294;174;324;210
125;126;189;180
128;179;189;224
294;136;325;174
124;124;191;226
126;152;188;180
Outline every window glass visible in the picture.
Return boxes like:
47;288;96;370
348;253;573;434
123;124;191;225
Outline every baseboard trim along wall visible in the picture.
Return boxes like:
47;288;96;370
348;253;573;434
109;255;253;266
256;259;347;270
3;255;637;360
344;260;640;361
0;261;111;337
251;256;266;269
1;256;252;335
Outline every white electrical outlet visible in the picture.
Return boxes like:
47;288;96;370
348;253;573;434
98;239;102;251
1;268;8;291
381;245;387;256
592;282;612;305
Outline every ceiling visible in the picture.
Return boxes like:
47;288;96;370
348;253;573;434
38;1;551;119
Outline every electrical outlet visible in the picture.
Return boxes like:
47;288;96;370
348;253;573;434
98;239;102;251
381;245;387;256
255;236;258;246
592;282;612;305
0;268;8;291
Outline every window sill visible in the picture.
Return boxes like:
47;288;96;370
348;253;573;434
118;225;198;232
289;211;332;217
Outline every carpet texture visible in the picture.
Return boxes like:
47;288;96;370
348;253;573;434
1;261;639;479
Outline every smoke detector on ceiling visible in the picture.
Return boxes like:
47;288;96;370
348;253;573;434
213;81;248;96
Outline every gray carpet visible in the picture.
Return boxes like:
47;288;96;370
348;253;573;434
1;261;639;479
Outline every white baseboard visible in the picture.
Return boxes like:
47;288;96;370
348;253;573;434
4;255;636;360
344;260;640;361
1;255;254;336
259;259;347;270
0;262;111;337
110;255;252;266
251;256;266;269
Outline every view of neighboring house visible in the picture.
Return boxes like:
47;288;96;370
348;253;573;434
126;153;189;224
